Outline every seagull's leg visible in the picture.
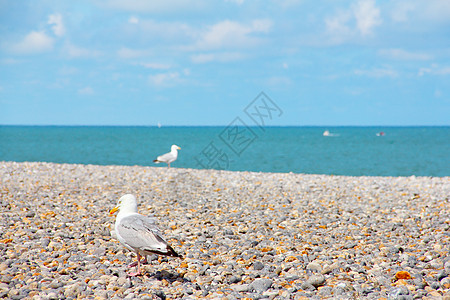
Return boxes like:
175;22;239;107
168;162;171;168
141;255;148;264
128;252;142;276
137;252;142;275
128;261;138;267
128;255;147;267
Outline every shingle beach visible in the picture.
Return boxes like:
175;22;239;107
1;162;449;299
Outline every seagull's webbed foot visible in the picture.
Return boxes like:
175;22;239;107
127;252;145;276
127;271;141;277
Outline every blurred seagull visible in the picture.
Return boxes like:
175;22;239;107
153;144;181;168
110;194;182;276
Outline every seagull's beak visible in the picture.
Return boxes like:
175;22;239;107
109;206;119;215
177;146;181;150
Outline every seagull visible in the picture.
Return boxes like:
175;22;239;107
153;145;181;168
109;194;182;276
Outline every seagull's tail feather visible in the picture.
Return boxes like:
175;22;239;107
144;245;183;258
166;244;183;259
153;159;160;163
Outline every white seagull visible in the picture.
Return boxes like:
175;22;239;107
153;144;181;168
109;194;182;276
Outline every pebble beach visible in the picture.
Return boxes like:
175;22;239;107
1;161;449;299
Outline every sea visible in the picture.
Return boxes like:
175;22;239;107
0;126;449;177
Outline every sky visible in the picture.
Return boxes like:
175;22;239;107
0;0;449;126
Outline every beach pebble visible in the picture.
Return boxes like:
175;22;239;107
228;275;241;284
307;261;322;272
300;281;316;291
250;278;273;293
0;161;448;299
388;286;410;299
231;284;249;293
306;274;326;288
253;261;264;270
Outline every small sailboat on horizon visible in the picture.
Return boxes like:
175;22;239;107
323;130;339;137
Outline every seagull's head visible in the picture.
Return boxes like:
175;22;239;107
171;145;181;151
110;194;138;215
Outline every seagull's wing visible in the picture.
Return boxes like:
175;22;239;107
117;214;180;257
156;152;175;163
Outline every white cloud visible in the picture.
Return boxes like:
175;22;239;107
103;0;208;13
8;31;54;54
191;53;214;63
117;47;151;59
148;71;181;86
434;89;442;98
422;0;450;23
128;19;193;43
65;43;101;58
389;1;450;24
0;58;21;65
379;49;432;61
193;19;272;50
140;62;172;69
129;16;139;24
121;18;271;53
48;14;65;37
325;11;353;43
418;68;431;76
78;86;94;95
353;0;382;36
354;67;398;78
191;52;244;63
252;19;273;32
266;76;292;86
436;67;450;75
225;0;244;5
390;2;415;23
277;0;303;9
58;66;78;76
325;0;382;43
418;64;450;76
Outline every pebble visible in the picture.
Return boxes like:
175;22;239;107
250;278;273;293
388;286;410;300
306;261;322;272
306;274;326;288
253;261;264;270
300;281;315;291
231;284;249;293
228;275;241;284
0;161;448;299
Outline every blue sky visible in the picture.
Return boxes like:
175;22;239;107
1;0;449;126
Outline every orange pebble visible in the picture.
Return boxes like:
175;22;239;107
395;271;412;280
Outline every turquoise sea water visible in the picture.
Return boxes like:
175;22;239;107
0;126;449;177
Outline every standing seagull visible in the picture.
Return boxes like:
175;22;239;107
109;194;182;276
153;144;181;168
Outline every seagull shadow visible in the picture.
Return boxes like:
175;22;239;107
145;269;188;283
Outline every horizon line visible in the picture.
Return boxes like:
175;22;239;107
1;124;449;128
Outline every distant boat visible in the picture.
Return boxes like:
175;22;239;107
323;130;339;137
157;122;162;128
376;131;385;136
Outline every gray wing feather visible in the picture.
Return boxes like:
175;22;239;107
117;215;168;253
157;152;175;163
